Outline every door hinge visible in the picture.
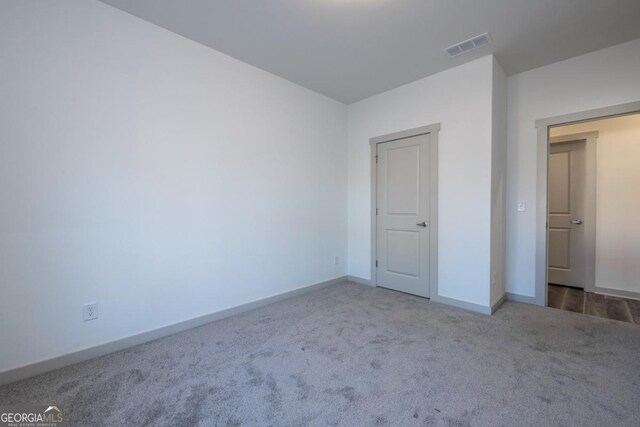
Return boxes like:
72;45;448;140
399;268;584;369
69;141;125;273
375;155;378;163
376;260;378;268
376;208;379;216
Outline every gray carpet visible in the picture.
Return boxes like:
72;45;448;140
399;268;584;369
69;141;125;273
1;282;640;426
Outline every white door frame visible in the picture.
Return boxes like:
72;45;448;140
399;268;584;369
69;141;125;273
548;132;598;293
370;123;439;297
534;101;640;306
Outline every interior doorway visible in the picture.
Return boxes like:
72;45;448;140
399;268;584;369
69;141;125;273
541;110;640;324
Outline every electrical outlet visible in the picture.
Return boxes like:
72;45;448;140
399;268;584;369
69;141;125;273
334;256;340;265
83;302;98;321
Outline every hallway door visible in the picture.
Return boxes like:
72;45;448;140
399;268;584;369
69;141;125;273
548;141;586;288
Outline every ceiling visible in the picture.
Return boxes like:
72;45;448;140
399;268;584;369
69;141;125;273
100;0;640;104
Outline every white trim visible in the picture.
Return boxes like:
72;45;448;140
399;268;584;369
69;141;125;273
370;124;441;145
535;101;640;130
549;131;599;144
491;295;507;314
430;295;494;315
0;276;347;386
593;287;640;301
506;292;538;305
347;275;373;286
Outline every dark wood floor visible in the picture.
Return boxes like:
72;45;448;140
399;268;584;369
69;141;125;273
548;284;640;324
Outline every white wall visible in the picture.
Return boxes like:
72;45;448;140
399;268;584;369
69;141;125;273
490;57;508;306
506;38;640;298
550;115;640;295
347;56;496;308
0;0;347;373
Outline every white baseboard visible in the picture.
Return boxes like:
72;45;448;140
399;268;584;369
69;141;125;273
430;295;493;315
349;275;501;315
347;275;373;286
593;286;640;301
0;276;347;387
506;288;640;307
506;292;538;305
491;294;506;314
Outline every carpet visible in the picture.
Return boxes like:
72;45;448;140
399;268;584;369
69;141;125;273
1;282;639;426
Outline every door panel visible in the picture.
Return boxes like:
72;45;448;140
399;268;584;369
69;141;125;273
376;134;430;297
386;145;420;215
386;230;420;277
548;229;570;269
548;141;585;287
549;152;570;214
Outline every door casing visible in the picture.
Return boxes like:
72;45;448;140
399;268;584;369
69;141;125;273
534;101;640;305
370;124;439;298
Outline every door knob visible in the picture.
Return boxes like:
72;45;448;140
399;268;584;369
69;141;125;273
416;222;428;227
570;220;583;225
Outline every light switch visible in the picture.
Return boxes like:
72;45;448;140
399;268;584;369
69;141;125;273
517;201;526;212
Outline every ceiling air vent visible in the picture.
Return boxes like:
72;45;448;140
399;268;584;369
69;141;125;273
443;33;492;58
